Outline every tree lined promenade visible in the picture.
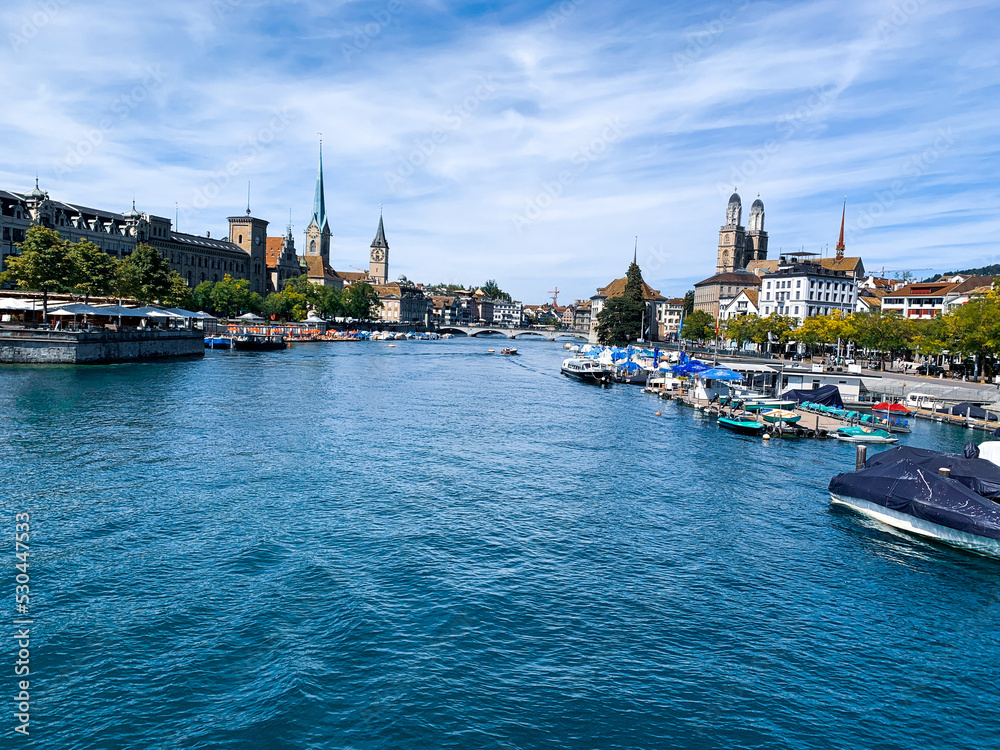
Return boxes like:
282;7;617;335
709;289;1000;382
1;225;383;324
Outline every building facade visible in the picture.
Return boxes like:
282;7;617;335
1;181;265;292
758;254;856;323
588;276;668;343
693;270;761;319
375;281;428;325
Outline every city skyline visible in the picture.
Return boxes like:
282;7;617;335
1;0;997;303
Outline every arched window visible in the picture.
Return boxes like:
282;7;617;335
310;240;316;253
238;234;243;244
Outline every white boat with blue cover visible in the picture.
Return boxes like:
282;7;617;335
829;445;1000;558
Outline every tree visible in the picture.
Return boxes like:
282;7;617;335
209;274;261;318
343;282;381;321
312;284;344;319
480;279;512;302
723;314;758;350
162;272;194;309
682;290;695;317
596;261;647;345
595;295;644;345
116;243;174;305
0;225;73;321
681;310;715;342
263;285;309;322
852;310;913;369
67;240;116;303
192;280;216;313
949;298;1000;382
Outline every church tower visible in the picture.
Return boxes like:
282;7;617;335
716;192;746;273
228;186;268;294
835;199;846;260
369;209;388;285
305;141;332;263
746;196;768;263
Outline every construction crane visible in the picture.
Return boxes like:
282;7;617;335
879;267;932;278
547;287;560;306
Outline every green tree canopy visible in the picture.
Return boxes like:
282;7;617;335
1;225;73;320
682;290;695;317
723;314;758;349
162;272;194;309
67;239;116;303
209;274;263;318
595;295;644;345
851;310;913;367
480;279;512;302
343;282;381;321
949;298;1000;381
681;309;715;342
116;243;174;305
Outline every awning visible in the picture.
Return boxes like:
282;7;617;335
49;303;108;316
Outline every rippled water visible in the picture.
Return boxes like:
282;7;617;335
3;339;999;749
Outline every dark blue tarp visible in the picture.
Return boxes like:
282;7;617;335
947;402;999;421
863;446;1000;499
781;384;844;408
829;457;1000;542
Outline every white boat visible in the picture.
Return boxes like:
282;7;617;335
835;425;899;443
560;358;611;384
830;494;1000;557
829;444;1000;558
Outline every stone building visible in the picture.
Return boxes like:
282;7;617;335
1;180;266;292
716;192;768;274
303;145;344;289
265;226;303;294
374;281;428;325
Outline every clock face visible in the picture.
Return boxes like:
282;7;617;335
372;249;384;262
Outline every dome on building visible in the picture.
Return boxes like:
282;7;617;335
29;179;45;200
751;197;764;211
728;192;741;205
124;200;141;220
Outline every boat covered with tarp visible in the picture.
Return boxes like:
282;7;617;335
946;402;1000;421
781;384;844;408
829;445;1000;557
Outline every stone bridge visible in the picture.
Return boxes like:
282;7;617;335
437;326;589;342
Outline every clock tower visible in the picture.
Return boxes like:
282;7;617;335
716;191;746;274
228;209;269;294
369;211;388;285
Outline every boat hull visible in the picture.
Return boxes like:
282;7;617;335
232;336;287;351
561;368;610;384
836;433;898;443
718;417;765;435
831;493;1000;558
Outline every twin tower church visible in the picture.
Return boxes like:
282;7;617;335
301;146;389;291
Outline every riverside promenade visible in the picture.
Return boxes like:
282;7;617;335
0;328;204;364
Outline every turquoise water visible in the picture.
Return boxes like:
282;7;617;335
2;339;999;749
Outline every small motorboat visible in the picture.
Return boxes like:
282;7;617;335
829;445;1000;558
743;399;796;412
717;416;765;435
872;401;913;416
835;425;898;444
560;357;611;384
204;336;233;349
487;348;496;354
500;348;518;355
232;334;287;351
761;409;801;425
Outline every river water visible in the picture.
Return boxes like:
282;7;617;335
2;338;999;749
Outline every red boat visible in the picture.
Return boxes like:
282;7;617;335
872;401;912;415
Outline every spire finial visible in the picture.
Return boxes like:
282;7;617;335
835;197;846;259
633;235;638;265
246;181;251;215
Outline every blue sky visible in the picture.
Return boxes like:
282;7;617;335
1;0;997;303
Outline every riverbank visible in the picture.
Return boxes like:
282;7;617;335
0;328;204;364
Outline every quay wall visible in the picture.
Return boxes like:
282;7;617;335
0;330;204;364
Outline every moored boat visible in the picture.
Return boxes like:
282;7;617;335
717;416;765;435
829;445;1000;558
204;336;233;349
560;357;611;384
835;425;898;443
232;334;287;351
761;409;801;424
